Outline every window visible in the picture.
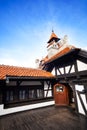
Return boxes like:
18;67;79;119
29;90;36;99
28;89;43;99
6;91;13;101
19;90;26;100
37;89;43;98
56;86;64;92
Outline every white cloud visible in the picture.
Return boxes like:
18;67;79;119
0;56;36;68
0;47;36;68
0;58;18;66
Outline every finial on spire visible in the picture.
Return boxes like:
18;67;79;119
52;27;54;33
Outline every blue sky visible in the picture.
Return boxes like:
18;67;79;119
0;0;87;67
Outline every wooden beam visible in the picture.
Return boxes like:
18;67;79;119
84;84;87;103
45;81;51;97
40;81;44;97
58;68;62;75
40;81;44;86
74;60;79;76
2;82;7;104
68;64;73;74
46;86;50;97
70;83;78;113
64;67;66;74
46;81;50;86
55;67;57;76
56;70;87;83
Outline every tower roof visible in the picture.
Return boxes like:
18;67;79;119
47;30;60;43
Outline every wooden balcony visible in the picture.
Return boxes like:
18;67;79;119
0;106;87;130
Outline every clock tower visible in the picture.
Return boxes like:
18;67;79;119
47;30;60;58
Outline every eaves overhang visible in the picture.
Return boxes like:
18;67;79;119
43;48;80;65
5;75;56;81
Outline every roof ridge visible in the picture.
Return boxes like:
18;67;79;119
0;64;50;71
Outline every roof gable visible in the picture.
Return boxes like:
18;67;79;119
43;46;75;64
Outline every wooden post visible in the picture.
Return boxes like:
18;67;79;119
68;64;73;74
0;87;3;104
84;84;87;103
0;81;4;104
74;60;78;73
64;67;66;74
40;81;44;97
15;80;22;101
55;66;57;76
70;83;78;113
2;81;6;105
46;81;50;97
74;60;80;79
58;68;62;75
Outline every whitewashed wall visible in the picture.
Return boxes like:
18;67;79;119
0;101;54;116
77;60;87;71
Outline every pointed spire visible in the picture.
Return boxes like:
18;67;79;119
47;30;60;43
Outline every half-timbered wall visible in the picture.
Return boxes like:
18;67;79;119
75;84;87;116
0;80;54;116
50;54;87;116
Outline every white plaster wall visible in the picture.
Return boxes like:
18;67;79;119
0;101;55;116
77;60;87;71
75;85;87;115
51;68;55;75
47;47;58;58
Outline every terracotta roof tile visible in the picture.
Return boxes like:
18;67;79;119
0;65;54;79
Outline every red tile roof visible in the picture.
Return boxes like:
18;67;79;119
0;65;54;79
